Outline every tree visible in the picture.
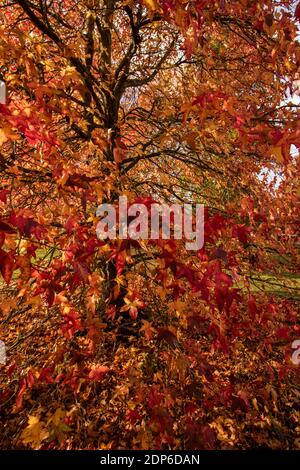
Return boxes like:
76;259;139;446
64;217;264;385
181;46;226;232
0;0;299;450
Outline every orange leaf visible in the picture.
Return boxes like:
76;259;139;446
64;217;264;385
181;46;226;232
88;365;109;381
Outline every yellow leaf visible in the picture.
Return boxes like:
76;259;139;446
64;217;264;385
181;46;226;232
21;415;49;449
270;145;283;164
144;0;162;12
252;398;259;411
0;129;8;145
47;408;71;443
0;127;20;144
144;0;156;9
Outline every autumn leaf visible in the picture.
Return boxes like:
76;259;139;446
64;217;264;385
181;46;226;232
270;145;284;164
295;2;300;21
0;220;16;233
8;213;47;240
0;0;298;452
0;189;9;203
143;0;161;12
140;320;155;341
21;415;49;449
0;249;14;284
47;408;71;443
232;224;251;245
88;365;109;381
156;327;179;348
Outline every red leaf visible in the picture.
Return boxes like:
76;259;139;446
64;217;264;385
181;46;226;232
88;365;109;381
0;189;9;203
61;311;83;339
231;392;249;413
215;271;233;286
0;232;5;248
215;286;228;312
8;213;46;240
64;216;77;234
0;220;16;233
116;252;125;275
16;377;27;410
147;384;164;409
6;362;17;376
73;260;90;283
129;306;138;320
192;91;227;107
232;224;250;245
201;425;216;450
127;409;141;424
39;367;54;383
0;249;14;284
248;295;258;319
27;370;35;388
295;2;300;20
276;326;290;340
106;305;117;320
